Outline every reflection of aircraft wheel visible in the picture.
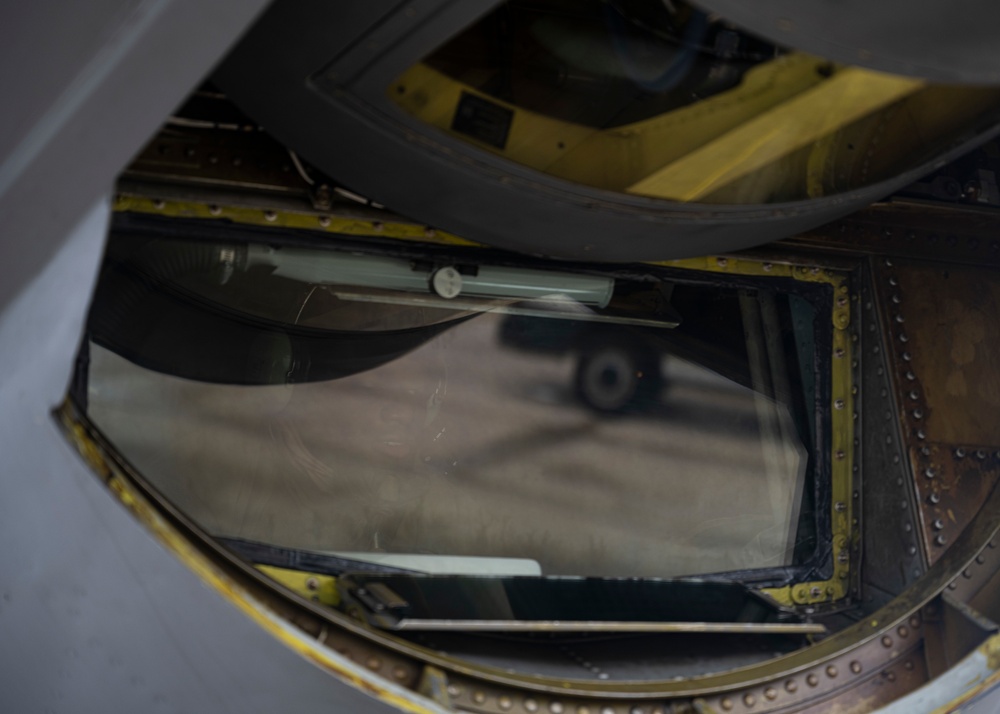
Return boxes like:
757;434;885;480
574;342;661;412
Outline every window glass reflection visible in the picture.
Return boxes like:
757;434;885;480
85;236;821;579
388;0;1000;204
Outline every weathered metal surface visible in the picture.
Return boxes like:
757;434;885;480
858;263;927;604
890;264;1000;447
127;124;311;196
922;594;998;678
872;258;1000;563
790;202;1000;268
911;448;1000;566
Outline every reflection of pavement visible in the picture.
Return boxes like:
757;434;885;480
89;313;804;579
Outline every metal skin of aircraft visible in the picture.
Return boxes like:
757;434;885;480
3;2;1000;714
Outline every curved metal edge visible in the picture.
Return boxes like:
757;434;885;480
62;249;899;701
215;0;1000;263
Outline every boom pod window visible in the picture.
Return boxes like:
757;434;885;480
74;228;847;638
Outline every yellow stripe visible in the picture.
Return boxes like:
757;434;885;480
628;68;923;201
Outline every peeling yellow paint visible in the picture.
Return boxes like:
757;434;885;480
58;408;443;714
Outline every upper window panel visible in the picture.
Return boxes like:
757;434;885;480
388;0;1000;204
83;232;826;580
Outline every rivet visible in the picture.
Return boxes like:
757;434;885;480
152;199;165;209
717;258;728;267
905;661;915;671
913;409;923;419
392;666;408;680
899;333;909;342
905;371;916;381
306;577;319;590
576;708;589;714
917;429;926;440
473;692;487;704
762;263;773;272
525;699;539;712
902;351;911;361
720;699;733;711
909;616;920;628
885;259;894;267
935;535;947;546
835;501;846;512
836;450;845;460
319;216;331;227
372;221;384;232
908;545;917;555
447;685;461;697
208;204;222;216
956;448;966;458
904;522;912;532
891;294;901;304
850;662;862;675
964;569;973;579
895;314;904;324
885;671;897;682
550;702;564;714
977;554;986;565
263;210;277;222
929;493;941;505
366;657;382;670
806;674;819;687
889;276;899;286
925;468;936;479
882;636;893;648
977;450;987;460
785;680;798;693
908;390;919;400
499;698;513;710
425;227;437;238
826;665;838;678
764;687;777;700
743;693;756;708
601;708;615;714
921;446;931;456
834;399;845;409
835;348;845;358
933;519;945;530
811;586;822;598
948;582;958;590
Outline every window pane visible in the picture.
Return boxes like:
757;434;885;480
387;0;1000;204
85;235;821;578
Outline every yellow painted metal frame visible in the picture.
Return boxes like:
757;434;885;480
110;196;857;606
655;257;854;606
58;415;444;714
112;194;478;248
389;58;922;202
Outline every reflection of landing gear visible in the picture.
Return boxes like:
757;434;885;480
574;341;662;412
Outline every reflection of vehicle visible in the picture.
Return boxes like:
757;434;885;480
499;317;666;412
6;1;1000;713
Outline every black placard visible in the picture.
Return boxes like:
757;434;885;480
451;92;513;150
